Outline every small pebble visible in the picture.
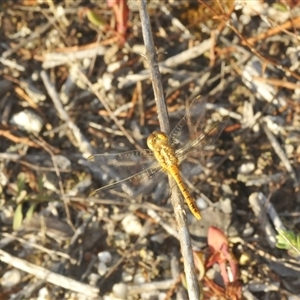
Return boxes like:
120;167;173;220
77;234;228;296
10;109;44;133
196;197;207;210
98;251;112;264
221;184;234;195
1;269;21;288
206;267;217;280
133;273;146;284
219;198;232;214
112;283;128;299
122;271;133;282
285;144;294;157
121;214;142;236
37;287;50;300
238;162;255;175
98;261;108;276
0;171;8;186
242;223;254;237
102;73;113;91
88;273;100;286
107;62;121;73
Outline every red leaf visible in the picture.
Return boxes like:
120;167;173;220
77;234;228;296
107;0;129;43
206;226;238;284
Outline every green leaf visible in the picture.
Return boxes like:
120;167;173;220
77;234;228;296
15;189;27;204
25;202;37;221
86;10;107;28
37;176;44;195
16;173;26;193
13;203;24;231
276;230;300;255
272;3;288;12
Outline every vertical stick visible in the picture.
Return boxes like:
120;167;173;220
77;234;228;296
138;1;200;299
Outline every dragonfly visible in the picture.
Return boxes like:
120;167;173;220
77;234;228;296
88;96;228;220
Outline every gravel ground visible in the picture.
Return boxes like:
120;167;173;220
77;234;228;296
1;1;300;299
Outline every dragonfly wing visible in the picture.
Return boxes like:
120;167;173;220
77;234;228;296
172;119;228;209
88;149;155;184
88;150;168;200
176;117;229;163
169;96;206;149
180;158;205;180
201;117;229;152
92;165;168;202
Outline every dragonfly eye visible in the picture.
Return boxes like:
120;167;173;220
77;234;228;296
147;131;168;150
155;131;168;141
147;133;155;150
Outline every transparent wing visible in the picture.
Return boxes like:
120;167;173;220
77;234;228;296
88;150;167;200
178;117;229;181
168;95;228;165
89;149;155;181
169;96;206;150
176;117;229;161
93;165;168;201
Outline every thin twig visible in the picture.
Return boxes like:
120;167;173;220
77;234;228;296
32;137;74;231
0;249;100;298
262;121;298;188
75;70;144;152
40;70;94;158
170;248;188;300
138;1;200;299
1;232;75;262
2;21;54;59
40;11;143;152
249;192;282;248
118;38;212;89
138;0;169;134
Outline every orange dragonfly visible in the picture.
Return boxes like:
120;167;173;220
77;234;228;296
88;96;228;219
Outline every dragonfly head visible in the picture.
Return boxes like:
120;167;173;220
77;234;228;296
147;131;168;150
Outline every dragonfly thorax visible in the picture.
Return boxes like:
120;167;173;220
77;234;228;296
147;131;168;150
147;131;178;170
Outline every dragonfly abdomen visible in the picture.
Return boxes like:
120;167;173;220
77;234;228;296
168;165;201;220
